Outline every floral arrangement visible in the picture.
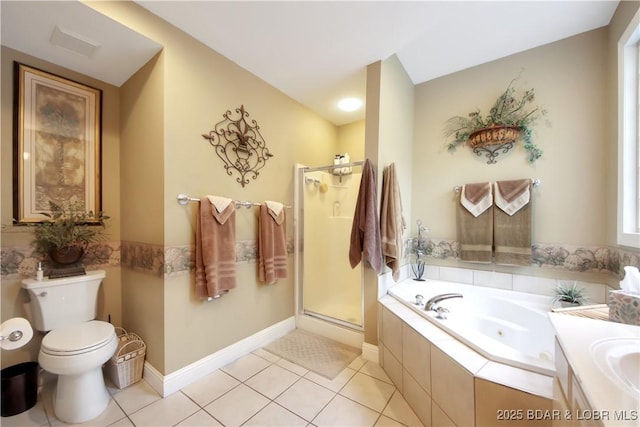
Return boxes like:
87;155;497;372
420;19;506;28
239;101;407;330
444;75;548;163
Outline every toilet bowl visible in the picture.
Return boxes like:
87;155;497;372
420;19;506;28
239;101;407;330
39;321;117;423
22;270;117;424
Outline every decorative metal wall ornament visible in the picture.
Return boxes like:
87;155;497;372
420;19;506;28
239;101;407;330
202;105;273;187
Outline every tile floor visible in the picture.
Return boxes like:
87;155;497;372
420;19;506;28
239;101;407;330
2;347;423;427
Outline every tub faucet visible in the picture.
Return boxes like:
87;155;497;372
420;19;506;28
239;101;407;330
425;293;463;315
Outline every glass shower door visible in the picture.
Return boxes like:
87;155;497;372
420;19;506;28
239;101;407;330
301;167;363;329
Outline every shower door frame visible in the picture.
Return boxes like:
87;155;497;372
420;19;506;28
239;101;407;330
294;162;365;333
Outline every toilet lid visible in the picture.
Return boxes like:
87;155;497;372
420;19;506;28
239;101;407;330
42;321;115;355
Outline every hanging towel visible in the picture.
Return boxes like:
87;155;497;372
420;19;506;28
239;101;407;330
494;179;532;266
380;163;406;282
349;159;383;274
207;195;233;213
258;202;287;284
195;196;237;299
457;183;493;263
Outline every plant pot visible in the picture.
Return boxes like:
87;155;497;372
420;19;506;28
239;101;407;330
560;301;580;308
49;245;85;265
468;125;521;148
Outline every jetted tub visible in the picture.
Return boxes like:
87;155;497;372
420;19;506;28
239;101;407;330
387;279;556;375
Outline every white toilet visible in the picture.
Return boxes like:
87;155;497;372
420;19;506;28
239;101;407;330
22;269;117;424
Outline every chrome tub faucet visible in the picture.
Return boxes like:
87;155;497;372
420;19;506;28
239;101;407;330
425;293;463;319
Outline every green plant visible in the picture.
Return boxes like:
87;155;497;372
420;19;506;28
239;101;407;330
553;282;587;306
32;200;109;256
444;74;548;163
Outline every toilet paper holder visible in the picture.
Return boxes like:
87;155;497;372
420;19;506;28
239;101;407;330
0;330;24;342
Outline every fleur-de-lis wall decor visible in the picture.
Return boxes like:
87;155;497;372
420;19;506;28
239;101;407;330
202;105;273;187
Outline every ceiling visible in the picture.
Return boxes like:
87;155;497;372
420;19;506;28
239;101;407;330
2;1;619;126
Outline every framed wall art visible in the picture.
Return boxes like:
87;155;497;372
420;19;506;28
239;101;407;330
13;63;102;224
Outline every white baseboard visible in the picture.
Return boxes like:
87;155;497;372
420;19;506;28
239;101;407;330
361;342;379;362
143;316;295;397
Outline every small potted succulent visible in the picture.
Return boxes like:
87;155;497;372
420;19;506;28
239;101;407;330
553;282;587;307
32;200;109;266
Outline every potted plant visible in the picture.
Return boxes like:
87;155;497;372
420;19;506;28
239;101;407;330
32;200;109;266
553;283;587;307
444;74;548;164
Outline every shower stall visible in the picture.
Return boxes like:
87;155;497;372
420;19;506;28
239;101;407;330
295;162;364;333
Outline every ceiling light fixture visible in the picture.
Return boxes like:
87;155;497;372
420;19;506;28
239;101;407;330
337;97;363;112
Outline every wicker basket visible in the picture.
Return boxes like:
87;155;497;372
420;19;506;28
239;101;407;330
468;125;520;148
105;328;146;389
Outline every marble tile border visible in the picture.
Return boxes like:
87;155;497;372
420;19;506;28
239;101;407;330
2;238;636;280
407;239;640;278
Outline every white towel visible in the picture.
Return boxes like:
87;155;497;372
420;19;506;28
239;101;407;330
494;183;530;216
206;195;233;214
460;184;493;217
265;200;284;217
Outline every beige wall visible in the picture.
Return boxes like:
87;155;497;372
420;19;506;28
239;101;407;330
363;55;415;345
412;28;609;261
337;120;365;161
0;46;123;367
88;1;339;374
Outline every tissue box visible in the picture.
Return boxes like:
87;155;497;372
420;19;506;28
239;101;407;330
608;290;640;326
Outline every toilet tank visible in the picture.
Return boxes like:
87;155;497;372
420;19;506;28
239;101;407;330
21;270;106;331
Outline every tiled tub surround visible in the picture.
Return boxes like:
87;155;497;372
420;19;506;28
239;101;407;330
379;296;554;426
388;279;556;375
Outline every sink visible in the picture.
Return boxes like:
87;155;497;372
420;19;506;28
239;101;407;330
590;337;640;398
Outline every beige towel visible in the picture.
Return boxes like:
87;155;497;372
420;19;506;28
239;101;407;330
380;163;406;282
195;197;237;299
458;183;493;263
494;179;530;215
349;159;383;274
258;203;287;284
494;179;532;266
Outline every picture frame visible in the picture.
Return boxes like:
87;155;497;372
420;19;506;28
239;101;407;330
13;63;102;224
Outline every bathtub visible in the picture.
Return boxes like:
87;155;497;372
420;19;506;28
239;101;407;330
387;279;556;375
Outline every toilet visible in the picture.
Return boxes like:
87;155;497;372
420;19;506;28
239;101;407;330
22;270;117;424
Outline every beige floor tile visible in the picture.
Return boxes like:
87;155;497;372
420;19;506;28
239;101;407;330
275;377;336;421
175;409;223;426
312;395;380;427
111;380;161;415
277;358;309;376
128;392;199;427
245;364;301;399
382;390;423;427
374;414;405;426
243;402;308;426
221;353;271;381
180;369;240;406
339;372;396;412
305;367;356;392
107;416;134;426
359;361;393;384
0;399;49;427
204;383;270;426
348;355;367;371
253;348;281;363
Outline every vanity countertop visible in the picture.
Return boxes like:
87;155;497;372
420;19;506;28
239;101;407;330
548;313;640;426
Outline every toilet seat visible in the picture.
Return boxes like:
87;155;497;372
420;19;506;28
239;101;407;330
41;321;115;356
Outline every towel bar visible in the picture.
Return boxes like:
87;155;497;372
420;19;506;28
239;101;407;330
177;194;291;209
453;178;540;194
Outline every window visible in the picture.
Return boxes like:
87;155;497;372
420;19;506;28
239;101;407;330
618;9;640;248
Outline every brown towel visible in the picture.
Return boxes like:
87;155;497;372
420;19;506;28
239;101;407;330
380;163;406;281
494;179;532;266
349;159;383;274
258;203;287;284
195;198;237;299
458;183;493;263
